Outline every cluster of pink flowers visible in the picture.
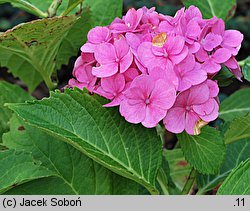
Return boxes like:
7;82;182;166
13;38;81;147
69;6;243;135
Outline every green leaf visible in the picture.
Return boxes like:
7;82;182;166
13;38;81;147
2;115;144;194
219;88;250;121
224;114;250;144
242;56;250;82
197;138;250;194
0;149;54;194
178;126;226;174
217;158;250;195
182;0;236;21
164;149;192;191
0;1;82;17
7;89;162;194
0;81;33;141
0;16;77;91
0;0;48;17
83;0;123;26
56;8;92;70
213;66;234;87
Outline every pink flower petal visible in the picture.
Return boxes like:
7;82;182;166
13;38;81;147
169;46;189;64
81;43;97;53
120;51;133;73
119;100;146;124
94;43;116;64
188;83;210;105
137;42;167;68
196;47;209;62
87;26;110;44
92;63;118;77
166;35;185;55
142;105;167;128
164;107;186;133
200;99;219;122
212;48;232;63
123;68;140;82
185;111;200;135
206;79;219;98
202;59;221;74
203;33;223;51
211;19;225;35
222;30;243;48
101;73;125;94
193;98;215;116
150;79;176;110
114;37;130;59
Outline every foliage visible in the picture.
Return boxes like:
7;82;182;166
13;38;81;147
0;0;249;196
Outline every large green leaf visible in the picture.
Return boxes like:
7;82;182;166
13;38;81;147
0;16;77;91
224;114;250;144
164;149;192;191
219;88;250;121
0;81;33;141
7;89;162;194
2;115;142;194
182;0;236;21
0;149;54;194
178;126;226;174
217;158;250;195
197;138;250;194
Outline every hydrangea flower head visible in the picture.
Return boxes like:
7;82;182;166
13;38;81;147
69;6;243;135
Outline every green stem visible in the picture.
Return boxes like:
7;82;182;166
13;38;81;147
156;124;166;145
44;76;57;91
182;168;197;195
47;0;62;17
16;0;48;17
157;167;169;195
60;0;83;16
238;60;245;67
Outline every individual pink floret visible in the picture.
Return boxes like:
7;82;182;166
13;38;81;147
164;80;219;135
81;26;111;53
110;8;143;33
174;54;207;91
92;37;133;77
95;73;126;107
70;55;97;92
120;75;176;128
196;47;231;74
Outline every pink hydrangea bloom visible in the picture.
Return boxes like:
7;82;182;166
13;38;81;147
68;6;244;135
120;75;176;127
164;80;219;135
